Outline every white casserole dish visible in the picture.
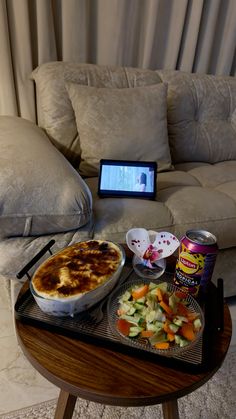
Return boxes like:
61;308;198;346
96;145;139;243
30;240;125;317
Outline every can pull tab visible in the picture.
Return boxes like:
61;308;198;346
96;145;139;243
217;278;224;332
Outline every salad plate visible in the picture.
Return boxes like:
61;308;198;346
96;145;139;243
107;277;205;357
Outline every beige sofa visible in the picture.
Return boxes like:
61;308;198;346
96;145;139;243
0;62;236;300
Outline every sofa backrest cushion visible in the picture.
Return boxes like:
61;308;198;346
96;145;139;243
0;116;92;238
31;62;163;171
157;70;236;164
66;82;172;176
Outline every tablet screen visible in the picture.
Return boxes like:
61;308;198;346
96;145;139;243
98;159;157;199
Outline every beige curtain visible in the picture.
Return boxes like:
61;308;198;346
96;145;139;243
0;0;235;122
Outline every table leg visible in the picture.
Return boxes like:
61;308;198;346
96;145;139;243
54;390;77;419
162;399;179;419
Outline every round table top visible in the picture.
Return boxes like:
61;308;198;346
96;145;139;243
15;280;232;407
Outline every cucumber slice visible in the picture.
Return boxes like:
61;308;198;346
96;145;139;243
146;294;158;310
174;335;188;347
129;332;139;337
120;314;140;324
134;302;145;311
150;288;159;296
169;323;179;333
174;334;181;345
136;297;146;303
173;318;183;327
176;315;188;323
155;310;166;322
119;301;135;314
149;332;167;345
121;290;131;302
128;326;143;337
193;318;202;331
126;306;136;316
146;322;163;333
145;310;157;323
179;337;189;347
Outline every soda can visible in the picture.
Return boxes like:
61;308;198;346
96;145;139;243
174;229;218;297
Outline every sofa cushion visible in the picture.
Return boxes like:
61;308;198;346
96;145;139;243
85;177;173;242
31;62;162;169
66;82;172;177
0;116;92;237
157;70;236;164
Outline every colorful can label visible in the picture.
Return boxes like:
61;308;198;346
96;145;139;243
174;230;218;296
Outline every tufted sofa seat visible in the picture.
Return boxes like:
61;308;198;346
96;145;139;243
0;63;235;301
86;161;236;250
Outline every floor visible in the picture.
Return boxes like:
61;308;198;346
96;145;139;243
0;279;235;416
0;280;59;415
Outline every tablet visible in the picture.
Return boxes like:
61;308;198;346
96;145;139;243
98;159;157;199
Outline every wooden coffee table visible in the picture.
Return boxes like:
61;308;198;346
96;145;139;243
15;273;232;419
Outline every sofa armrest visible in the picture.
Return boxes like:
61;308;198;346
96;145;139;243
0;116;92;238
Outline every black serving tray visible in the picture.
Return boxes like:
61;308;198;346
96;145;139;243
14;262;223;374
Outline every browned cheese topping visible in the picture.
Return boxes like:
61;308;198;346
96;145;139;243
32;240;122;299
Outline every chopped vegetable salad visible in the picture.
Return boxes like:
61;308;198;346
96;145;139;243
116;282;202;350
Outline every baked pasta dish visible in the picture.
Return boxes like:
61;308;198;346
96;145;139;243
31;240;123;300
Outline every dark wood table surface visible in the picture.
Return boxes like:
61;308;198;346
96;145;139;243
14;248;232;419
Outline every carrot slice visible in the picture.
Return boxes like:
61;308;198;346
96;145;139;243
167;333;175;342
177;302;189;316
187;312;199;322
163;321;172;334
156;288;163;301
160;300;173;314
180;323;195;341
116;319;132;336
141;330;154;338
175;290;188;299
132;284;149;300
155;342;170;350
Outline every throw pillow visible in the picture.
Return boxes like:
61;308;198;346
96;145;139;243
0;116;92;237
31;62;163;170
157;70;236;164
65;82;172;177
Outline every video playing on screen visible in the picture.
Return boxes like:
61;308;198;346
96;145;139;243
98;160;157;199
